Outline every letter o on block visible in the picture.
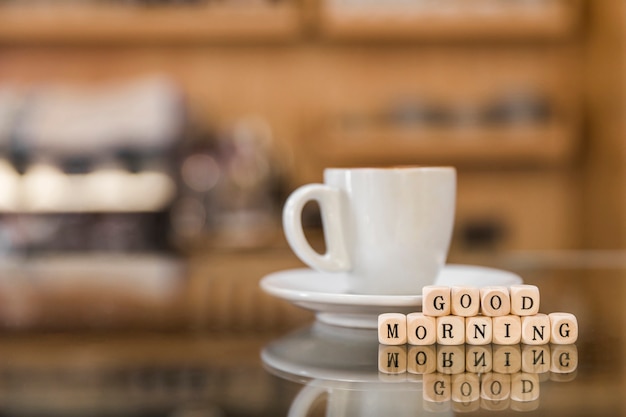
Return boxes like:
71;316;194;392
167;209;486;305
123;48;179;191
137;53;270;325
548;312;578;344
378;313;407;345
480;287;511;317
407;312;437;345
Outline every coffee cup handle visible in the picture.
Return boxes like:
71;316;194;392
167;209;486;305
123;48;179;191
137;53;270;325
283;184;351;272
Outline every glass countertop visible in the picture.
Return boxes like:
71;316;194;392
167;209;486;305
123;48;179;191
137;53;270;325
0;258;623;417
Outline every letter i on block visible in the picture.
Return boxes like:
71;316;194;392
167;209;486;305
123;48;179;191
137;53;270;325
422;286;451;316
378;313;407;345
549;312;578;344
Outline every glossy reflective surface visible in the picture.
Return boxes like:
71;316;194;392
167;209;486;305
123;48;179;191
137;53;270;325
0;257;624;416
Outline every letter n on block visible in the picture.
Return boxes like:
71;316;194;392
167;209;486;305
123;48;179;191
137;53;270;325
378;313;407;345
521;314;551;345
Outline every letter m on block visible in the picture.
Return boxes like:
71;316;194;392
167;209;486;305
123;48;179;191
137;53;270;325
388;323;399;339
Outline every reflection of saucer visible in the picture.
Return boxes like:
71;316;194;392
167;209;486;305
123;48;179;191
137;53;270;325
261;322;392;386
260;264;522;328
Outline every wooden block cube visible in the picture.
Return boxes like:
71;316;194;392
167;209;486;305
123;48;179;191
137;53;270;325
407;312;437;345
549;312;578;344
511;373;540;402
378;344;407;374
423;286;451;317
521;314;551;345
378;313;407;345
492;315;521;345
510;284;540;316
480;286;511;317
407;345;437;375
492;344;522;374
465;316;493;345
450;286;480;317
466;345;493;374
437;315;465;345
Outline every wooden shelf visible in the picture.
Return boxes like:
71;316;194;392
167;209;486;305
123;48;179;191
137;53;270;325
319;0;581;41
0;3;301;44
310;122;577;166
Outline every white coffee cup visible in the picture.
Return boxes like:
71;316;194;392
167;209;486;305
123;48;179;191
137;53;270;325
283;166;456;295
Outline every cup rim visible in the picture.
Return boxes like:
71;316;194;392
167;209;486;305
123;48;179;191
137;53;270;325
324;166;456;174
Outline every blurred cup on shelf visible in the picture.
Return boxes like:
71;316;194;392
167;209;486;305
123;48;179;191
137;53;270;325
283;166;456;295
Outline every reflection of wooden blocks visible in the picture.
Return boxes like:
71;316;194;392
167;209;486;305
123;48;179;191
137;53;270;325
423;373;451;403
550;344;578;374
481;397;510;412
466;345;492;373
437;315;465;345
492;315;522;345
452;398;480;413
378;313;407;345
510;284;540;316
437;345;465;375
407;312;437;345
451;286;480;317
481;373;511;401
521;344;550;374
511;372;540;402
521;313;551;345
480;287;511;317
378;344;407;374
407;345;437;375
492;344;522;374
465;316;493;345
549;312;578;344
423;286;451;316
451;373;480;403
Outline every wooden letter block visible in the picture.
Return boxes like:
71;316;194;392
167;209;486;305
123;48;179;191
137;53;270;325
465;316;493;345
437;345;466;375
492;344;522;374
492;315;521;345
423;286;451;317
549;312;578;344
407;312;437;345
510;284;540;316
480;373;511;401
407;345;437;375
451;373;480;403
521;344;551;374
466;345;493;374
437;315;465;345
378;313;407;345
511;373;540;403
480;286;511;317
451;286;480;317
378;344;407;375
521;314;551;345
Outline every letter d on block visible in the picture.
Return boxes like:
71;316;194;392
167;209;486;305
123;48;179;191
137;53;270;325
378;313;407;345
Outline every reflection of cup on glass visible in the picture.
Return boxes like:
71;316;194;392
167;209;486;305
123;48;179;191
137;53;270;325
283;167;456;295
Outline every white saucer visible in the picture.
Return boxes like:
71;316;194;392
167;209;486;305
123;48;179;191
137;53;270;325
260;264;522;328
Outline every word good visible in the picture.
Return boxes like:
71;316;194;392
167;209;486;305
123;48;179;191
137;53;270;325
378;285;578;346
378;343;578;413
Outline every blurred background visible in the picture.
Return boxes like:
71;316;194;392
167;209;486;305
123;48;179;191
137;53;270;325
0;0;621;332
0;1;622;416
